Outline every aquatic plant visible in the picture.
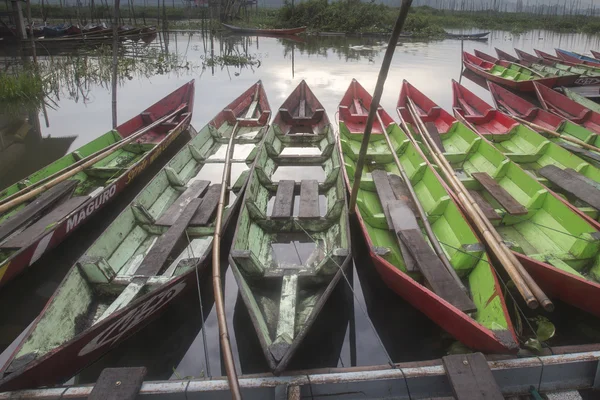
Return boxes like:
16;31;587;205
0;70;45;114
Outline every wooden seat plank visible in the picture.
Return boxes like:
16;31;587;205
539;165;600;210
298;180;320;219
89;367;147;400
1;195;89;249
353;99;364;115
0;180;78;243
472;172;528;216
468;189;502;221
442;353;503;400
190;184;221;226
424;121;446;152
388;201;419;273
155;180;210;226
398;229;476;313
558;142;600;164
388;174;419;214
271;180;295;219
371;169;397;229
298;99;306;118
136;198;202;276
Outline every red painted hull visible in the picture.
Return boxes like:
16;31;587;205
555;49;600;67
0;81;195;287
592;50;600;61
495;47;520;63
462;52;562;92
338;79;518;354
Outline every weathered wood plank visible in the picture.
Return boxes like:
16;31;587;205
388;201;419;273
388;174;418;214
371;169;397;229
190;184;221;226
136;198;202;276
298;99;306;118
1;196;89;249
539;165;600;210
89;367;147;400
298;180;320;219
353;98;364;115
472;172;528;216
558;142;600;164
271;180;295;219
442;353;503;400
399;229;476;313
468;189;502;221
155;180;210;226
0;180;78;243
424;121;446;152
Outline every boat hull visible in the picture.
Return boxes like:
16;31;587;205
222;23;306;35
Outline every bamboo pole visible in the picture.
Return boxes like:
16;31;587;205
111;0;120;129
512;115;600;153
405;98;553;311
374;111;468;294
348;0;413;213
0;105;187;212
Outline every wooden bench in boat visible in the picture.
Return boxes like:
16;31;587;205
424;121;446;152
558;142;600;164
468;189;502;221
190;184;221;226
278;103;325;126
371;170;476;313
269;179;321;220
89;367;146;400
539;165;600;211
271;180;295;219
472;172;528;216
442;352;503;400
155;180;210;226
0;180;78;243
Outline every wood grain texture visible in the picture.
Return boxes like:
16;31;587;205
442;353;503;400
472;172;527;215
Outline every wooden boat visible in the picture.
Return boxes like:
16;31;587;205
229;81;351;374
0;81;271;392
42;24;71;37
398;79;600;321
495;48;520;63
556;49;600;67
0;81;195;288
221;23;306;35
473;49;580;87
563;87;600;113
592;50;600;61
462;51;562;92
488;81;600;166
446;31;489;39
452;80;600;222
338;79;518;353
538;48;600;69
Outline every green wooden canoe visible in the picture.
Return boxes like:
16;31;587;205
229;80;352;374
0;81;271;392
338;79;518;353
399;79;600;321
563;87;600;113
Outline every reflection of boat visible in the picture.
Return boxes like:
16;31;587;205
339;78;518;354
0;81;270;392
229;80;351;375
0;81;195;288
222;23;306;35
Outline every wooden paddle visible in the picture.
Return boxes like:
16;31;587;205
0;105;189;215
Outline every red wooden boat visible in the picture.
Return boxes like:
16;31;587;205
534;48;596;69
0;81;195;288
592;50;600;61
473;49;580;87
0;82;271;392
512;48;555;66
555;48;600;67
494;47;520;63
222;23;306;35
398;80;600;321
462;51;563;92
338;79;518;354
534;81;600;134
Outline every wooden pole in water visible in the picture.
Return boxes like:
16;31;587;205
348;0;413;213
404;98;553;311
111;0;120;129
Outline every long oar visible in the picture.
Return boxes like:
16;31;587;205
512;115;600;153
212;83;263;400
0;105;188;213
375;111;468;295
405;98;553;311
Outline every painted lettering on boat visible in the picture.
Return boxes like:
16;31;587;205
78;281;186;357
575;77;600;86
66;185;117;233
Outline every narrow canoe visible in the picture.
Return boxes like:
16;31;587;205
563;87;600;113
0;81;271;392
488;81;600;165
338;79;518;353
398;79;600;321
222;23;306;35
534;81;600;135
534;48;600;75
446;31;490;38
452;80;600;222
0;81;195;288
473;49;580;87
229;80;351;374
556;49;600;67
495;48;520;63
462;51;562;92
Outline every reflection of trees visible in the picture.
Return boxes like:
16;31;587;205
281;36;390;62
196;34;263;78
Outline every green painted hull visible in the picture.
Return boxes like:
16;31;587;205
564;88;600;113
229;81;351;373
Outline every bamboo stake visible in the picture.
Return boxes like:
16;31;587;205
512;115;600;153
0;105;187;212
348;0;413;213
374;111;469;295
405;98;553;311
111;0;120;129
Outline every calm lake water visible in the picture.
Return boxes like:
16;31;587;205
3;28;600;384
